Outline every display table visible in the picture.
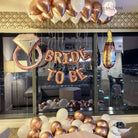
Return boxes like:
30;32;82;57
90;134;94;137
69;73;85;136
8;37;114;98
59;87;81;101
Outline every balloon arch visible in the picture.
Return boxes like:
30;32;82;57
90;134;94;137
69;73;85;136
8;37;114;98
28;0;117;24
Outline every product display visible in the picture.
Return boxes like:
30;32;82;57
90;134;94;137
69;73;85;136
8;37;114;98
39;99;94;111
17;108;131;138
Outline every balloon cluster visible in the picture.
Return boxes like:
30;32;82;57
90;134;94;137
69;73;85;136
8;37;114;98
39;99;93;111
29;0;117;24
17;108;131;138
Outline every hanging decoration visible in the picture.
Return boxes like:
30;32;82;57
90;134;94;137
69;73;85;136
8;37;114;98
13;34;43;70
28;0;117;24
102;30;116;69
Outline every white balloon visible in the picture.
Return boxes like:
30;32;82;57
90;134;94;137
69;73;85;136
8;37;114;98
79;124;93;133
59;99;68;108
39;115;49;124
70;13;82;24
41;122;51;134
24;119;31;126
82;16;91;23
109;120;118;128
99;13;108;22
49;117;57;125
47;99;53;105
71;0;85;13
61;120;71;130
61;12;70;23
101;114;111;123
49;101;57;109
17;125;30;138
56;108;68;122
72;120;83;127
110;126;121;136
108;131;121;138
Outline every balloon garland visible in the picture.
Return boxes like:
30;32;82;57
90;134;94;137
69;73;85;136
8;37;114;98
28;0;117;24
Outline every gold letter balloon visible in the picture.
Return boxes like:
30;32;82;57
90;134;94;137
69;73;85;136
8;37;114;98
102;30;116;69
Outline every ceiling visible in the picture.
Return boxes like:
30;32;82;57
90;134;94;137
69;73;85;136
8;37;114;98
0;0;138;13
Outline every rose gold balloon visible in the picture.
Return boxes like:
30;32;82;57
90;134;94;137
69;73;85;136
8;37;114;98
52;0;66;16
53;98;60;102
40;101;47;109
30;117;42;130
66;116;74;123
91;1;102;23
40;132;53;138
55;128;66;136
27;129;39;138
95;126;109;137
81;0;92;19
50;121;62;134
74;110;85;121
66;0;77;17
67;126;79;133
29;0;42;15
84;116;93;123
96;120;109;128
37;0;52;14
42;9;54;19
98;17;112;24
73;101;80;109
85;122;96;132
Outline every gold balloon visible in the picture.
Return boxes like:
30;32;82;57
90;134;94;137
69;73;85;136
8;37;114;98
66;116;74;123
27;129;39;138
96;120;109;128
55;128;66;136
42;9;54;19
85;122;96;132
81;0;92;19
95;126;109;137
84;116;93;123
37;0;52;14
67;126;79;133
66;0;77;17
102;30;116;69
52;0;66;16
30;117;42;130
37;14;46;21
40;132;53;138
50;121;62;134
29;0;42;15
91;1;102;23
74;110;85;121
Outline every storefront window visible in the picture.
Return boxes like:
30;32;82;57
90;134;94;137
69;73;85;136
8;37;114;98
0;33;138;118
